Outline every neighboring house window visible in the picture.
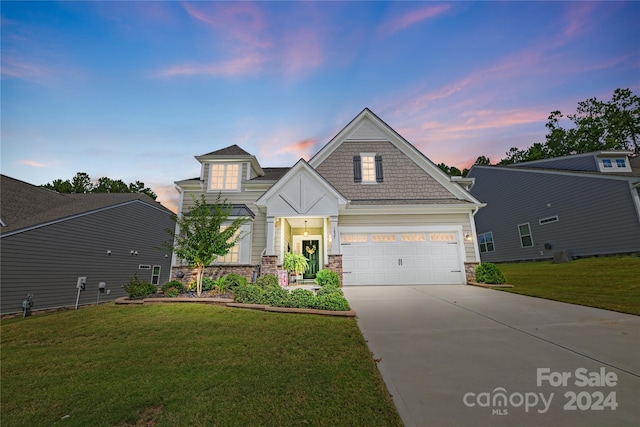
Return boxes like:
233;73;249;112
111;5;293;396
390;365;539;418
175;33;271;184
602;159;613;168
209;163;240;191
539;215;559;225
353;154;384;183
151;265;161;285
616;159;626;168
478;232;494;253
217;226;239;263
518;223;534;248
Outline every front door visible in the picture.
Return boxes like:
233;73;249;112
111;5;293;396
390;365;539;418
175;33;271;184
302;240;319;279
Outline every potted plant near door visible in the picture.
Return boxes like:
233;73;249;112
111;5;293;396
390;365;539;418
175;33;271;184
282;252;308;284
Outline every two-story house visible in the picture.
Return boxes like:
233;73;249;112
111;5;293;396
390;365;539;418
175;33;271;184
172;108;485;286
468;151;640;262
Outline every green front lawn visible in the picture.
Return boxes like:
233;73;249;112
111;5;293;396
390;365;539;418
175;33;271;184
497;255;640;315
1;304;402;427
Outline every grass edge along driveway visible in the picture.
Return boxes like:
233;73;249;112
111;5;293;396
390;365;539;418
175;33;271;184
497;255;640;315
1;304;402;427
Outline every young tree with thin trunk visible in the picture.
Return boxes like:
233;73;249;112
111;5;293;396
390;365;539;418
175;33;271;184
164;194;250;296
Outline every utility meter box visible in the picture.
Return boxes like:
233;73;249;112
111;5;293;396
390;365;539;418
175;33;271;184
76;276;87;291
98;282;106;293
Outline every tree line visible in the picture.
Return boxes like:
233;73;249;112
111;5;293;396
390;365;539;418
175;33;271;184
42;172;157;200
438;88;639;176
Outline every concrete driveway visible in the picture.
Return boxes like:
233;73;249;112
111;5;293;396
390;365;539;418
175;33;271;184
343;285;640;427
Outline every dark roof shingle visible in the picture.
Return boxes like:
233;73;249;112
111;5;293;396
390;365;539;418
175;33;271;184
1;175;171;235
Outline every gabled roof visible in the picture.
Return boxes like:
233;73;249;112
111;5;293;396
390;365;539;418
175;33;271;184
0;175;172;236
255;159;348;208
308;108;483;205
201;144;252;157
195;144;264;178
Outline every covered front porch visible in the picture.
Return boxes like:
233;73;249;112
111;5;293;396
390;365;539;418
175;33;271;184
267;216;338;281
255;159;346;284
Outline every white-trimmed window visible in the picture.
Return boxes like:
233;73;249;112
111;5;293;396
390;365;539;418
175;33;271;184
209;163;240;191
217;226;239;263
478;232;494;253
353;154;383;183
602;159;613;168
518;223;534;248
616;159;626;168
539;215;559;225
361;154;376;183
151;265;161;285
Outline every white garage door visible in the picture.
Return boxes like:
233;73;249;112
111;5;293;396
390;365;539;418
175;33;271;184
341;230;465;286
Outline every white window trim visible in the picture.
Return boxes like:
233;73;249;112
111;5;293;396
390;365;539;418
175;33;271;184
478;231;495;253
539;215;559;225
213;222;252;264
208;162;241;192
518;222;534;248
360;153;377;184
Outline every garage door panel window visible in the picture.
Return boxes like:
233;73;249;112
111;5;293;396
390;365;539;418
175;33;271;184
372;234;396;242
429;233;455;242
342;234;368;243
401;233;426;242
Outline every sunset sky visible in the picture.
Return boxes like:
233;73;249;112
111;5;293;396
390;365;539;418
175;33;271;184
2;1;638;211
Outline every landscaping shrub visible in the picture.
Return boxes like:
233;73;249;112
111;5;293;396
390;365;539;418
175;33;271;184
288;288;317;309
161;280;185;294
226;273;248;291
124;274;157;299
314;269;340;288
232;283;264;304
164;287;180;298
475;262;507;284
262;287;290;307
316;286;344;298
213;276;230;293
316;292;351;311
254;274;279;290
201;277;215;292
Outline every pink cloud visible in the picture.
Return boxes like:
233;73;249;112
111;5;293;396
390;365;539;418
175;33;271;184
156;54;266;78
182;1;271;50
281;29;325;75
1;56;52;82
380;4;452;36
18;160;47;168
563;2;596;38
277;138;316;160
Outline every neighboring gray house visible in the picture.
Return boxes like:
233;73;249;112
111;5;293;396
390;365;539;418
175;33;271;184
467;151;640;262
0;175;175;315
173;108;485;286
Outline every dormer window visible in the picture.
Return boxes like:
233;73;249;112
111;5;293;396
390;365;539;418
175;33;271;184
353;154;383;183
598;156;631;173
209;163;240;191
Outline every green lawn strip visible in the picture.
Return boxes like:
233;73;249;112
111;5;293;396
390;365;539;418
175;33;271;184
1;304;401;427
497;255;640;315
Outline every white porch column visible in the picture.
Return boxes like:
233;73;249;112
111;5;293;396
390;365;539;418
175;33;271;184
266;216;276;256
329;215;339;255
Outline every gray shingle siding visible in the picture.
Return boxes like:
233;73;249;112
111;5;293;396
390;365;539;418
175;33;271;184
315;141;456;201
468;166;640;262
0;201;174;315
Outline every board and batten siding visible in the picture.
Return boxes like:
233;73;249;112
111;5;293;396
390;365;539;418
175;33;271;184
469;166;640;262
338;213;478;262
0;201;174;315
